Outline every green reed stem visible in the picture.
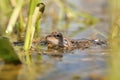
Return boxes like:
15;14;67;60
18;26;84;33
5;0;23;34
24;0;40;51
24;0;45;51
35;3;45;37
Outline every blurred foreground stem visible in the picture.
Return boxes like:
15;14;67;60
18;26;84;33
6;0;23;34
109;0;120;80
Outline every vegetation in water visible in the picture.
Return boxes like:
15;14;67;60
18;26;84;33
0;0;120;80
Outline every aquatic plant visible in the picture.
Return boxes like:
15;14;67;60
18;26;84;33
0;37;21;64
5;0;23;34
24;0;45;51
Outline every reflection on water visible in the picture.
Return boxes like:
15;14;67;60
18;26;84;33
0;48;108;80
0;64;22;80
37;49;108;80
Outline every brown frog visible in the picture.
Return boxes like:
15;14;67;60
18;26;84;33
45;32;92;50
13;31;106;51
45;32;73;50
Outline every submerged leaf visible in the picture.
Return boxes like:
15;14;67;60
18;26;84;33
0;37;21;64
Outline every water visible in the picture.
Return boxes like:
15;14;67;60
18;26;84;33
0;48;108;80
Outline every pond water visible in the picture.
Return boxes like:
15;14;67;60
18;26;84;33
35;49;108;80
0;0;109;80
0;48;108;80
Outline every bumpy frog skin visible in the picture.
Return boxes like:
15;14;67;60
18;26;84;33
45;32;96;50
13;31;106;51
45;32;72;49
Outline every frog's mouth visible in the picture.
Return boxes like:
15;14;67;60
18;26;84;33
46;36;59;45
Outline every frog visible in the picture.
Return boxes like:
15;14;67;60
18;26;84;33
45;32;95;50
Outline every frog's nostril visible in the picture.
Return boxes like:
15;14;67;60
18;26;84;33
46;35;52;38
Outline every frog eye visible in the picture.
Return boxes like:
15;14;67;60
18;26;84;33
56;33;62;37
56;34;60;37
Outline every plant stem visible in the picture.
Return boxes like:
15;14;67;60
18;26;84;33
24;1;45;51
6;0;23;34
